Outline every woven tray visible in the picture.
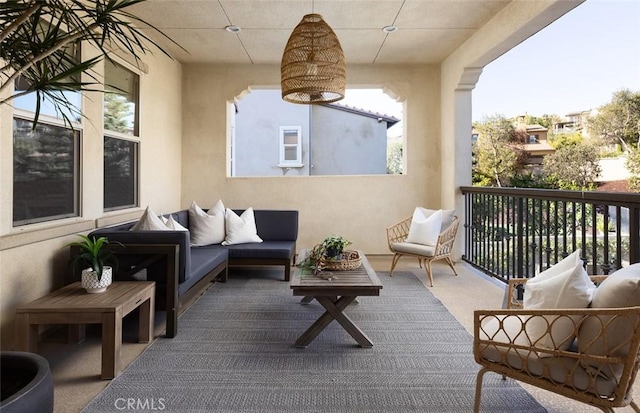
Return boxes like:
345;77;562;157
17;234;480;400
324;250;361;271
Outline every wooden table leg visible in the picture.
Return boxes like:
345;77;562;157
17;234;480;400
316;296;372;348
101;310;122;380
68;324;86;344
300;296;314;305
15;313;38;352
138;295;154;343
294;296;356;348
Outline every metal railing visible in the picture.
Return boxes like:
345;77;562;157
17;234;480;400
460;186;640;283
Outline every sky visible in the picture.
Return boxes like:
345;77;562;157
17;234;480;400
340;0;640;126
473;0;640;121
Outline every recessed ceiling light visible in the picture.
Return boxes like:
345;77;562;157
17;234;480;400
225;25;241;33
382;25;398;33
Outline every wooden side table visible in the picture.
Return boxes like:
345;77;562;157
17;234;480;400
15;281;155;379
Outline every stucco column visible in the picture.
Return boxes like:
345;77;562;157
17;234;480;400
441;67;482;260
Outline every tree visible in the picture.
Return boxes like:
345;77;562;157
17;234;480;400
386;141;403;174
542;144;601;190
104;92;131;133
0;0;178;125
549;131;583;149
473;115;524;187
627;148;640;192
587;89;640;151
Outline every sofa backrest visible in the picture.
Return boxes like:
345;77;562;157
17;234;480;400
233;209;298;241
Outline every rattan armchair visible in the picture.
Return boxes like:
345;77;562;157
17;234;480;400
474;274;640;412
386;215;459;287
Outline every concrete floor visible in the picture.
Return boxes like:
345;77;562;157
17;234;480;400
36;255;638;412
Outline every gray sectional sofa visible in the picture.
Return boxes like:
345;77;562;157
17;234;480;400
85;208;298;337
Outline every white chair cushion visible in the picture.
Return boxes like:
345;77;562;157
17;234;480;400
406;208;442;246
391;242;435;257
222;207;263;245
189;200;226;246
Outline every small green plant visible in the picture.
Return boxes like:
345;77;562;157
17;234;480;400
68;235;122;281
297;235;352;274
321;235;352;259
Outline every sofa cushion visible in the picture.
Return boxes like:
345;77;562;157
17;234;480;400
187;247;228;288
245;210;299;241
222;208;263;245
221;241;295;260
189;200;226;246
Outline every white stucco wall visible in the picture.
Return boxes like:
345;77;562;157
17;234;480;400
0;51;183;348
234;89;311;177
181;64;442;256
311;105;388;175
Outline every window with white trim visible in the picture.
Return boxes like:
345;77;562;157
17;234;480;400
12;29;82;226
279;126;302;167
103;60;140;210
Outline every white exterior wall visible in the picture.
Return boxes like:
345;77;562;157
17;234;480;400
311;105;388;175
0;50;183;348
234;89;311;177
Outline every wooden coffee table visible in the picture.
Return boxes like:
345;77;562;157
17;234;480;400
290;251;382;347
15;281;155;379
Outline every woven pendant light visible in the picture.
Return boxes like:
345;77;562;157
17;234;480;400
281;13;346;104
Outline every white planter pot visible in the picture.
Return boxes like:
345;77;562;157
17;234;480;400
81;266;113;293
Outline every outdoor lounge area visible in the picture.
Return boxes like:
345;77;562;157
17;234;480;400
2;1;640;412
29;257;640;412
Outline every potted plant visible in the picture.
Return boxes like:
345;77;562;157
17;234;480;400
68;235;121;293
298;235;353;275
321;235;352;259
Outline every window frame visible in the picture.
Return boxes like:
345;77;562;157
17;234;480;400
278;126;303;167
103;134;140;211
103;59;141;211
12;112;81;226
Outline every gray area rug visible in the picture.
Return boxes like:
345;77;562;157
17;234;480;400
83;269;546;412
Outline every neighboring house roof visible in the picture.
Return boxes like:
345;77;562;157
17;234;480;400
523;141;555;155
322;103;400;128
525;124;548;133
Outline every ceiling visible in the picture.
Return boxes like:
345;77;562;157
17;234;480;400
129;0;511;65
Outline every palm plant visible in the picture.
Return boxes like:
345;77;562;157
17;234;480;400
0;0;180;125
68;234;121;281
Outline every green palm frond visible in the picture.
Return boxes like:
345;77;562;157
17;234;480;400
1;0;185;127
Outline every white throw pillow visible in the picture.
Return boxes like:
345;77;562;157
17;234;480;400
523;249;595;352
413;207;455;231
131;206;167;231
406;208;442;246
222;207;263;245
189;200;226;246
165;215;188;231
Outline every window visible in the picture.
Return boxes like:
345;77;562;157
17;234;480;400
104;60;140;210
104;137;138;210
279;126;302;166
12;27;81;226
104;60;139;135
528;134;539;144
232;88;403;177
13;117;80;225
